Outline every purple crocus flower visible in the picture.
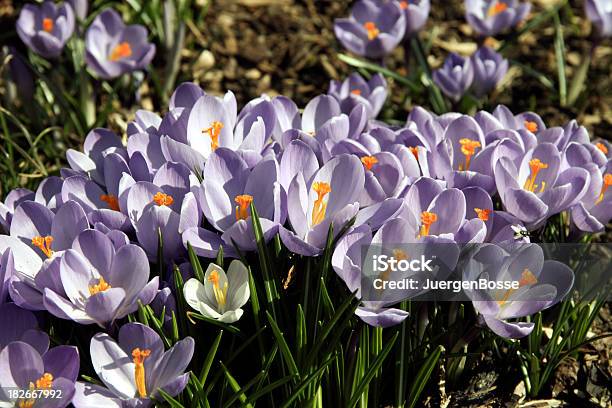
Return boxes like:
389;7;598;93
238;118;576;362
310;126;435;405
183;149;285;257
0;188;34;233
470;46;509;97
279;154;365;256
161;91;276;171
16;1;75;58
67;0;88;21
0;341;79;408
433;53;474;101
65;128;126;186
328;73;388;119
42;229;159;327
126;161;201;261
332;224;409;328
334;0;406;59
0;249;15;304
0;303;49;353
72;323;194;407
464;244;573;338
396;0;430;36
494;143;590;228
85;8;156;79
569;157;611;232
397;177;487;243
465;0;531;37
7;47;35;103
585;0;612;38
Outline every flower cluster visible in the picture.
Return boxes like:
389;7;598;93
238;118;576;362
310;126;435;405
433;46;509;101
17;1;155;79
1;76;608;349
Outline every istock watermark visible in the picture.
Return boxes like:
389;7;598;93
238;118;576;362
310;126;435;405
360;243;612;303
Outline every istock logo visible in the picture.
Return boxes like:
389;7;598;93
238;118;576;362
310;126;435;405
372;254;434;273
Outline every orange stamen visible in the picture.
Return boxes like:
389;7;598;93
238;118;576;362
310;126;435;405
458;138;481;171
596;142;608;155
351;89;362;96
31;236;53;258
202;121;224;151
498;268;538;305
363;21;380;40
400;1;409;10
488;1;508;16
524;158;548;193
88;276;111;296
153;192;174;207
419;211;438;237
100;194;120;211
524;120;538;133
235;194;253;221
109;42;132;61
361;156;378;171
474;208;491;221
35;373;54;389
311;181;331;226
595;173;612;205
132;348;151;398
42;18;54;33
408;146;419;161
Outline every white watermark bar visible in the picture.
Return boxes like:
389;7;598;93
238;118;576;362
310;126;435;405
359;243;611;303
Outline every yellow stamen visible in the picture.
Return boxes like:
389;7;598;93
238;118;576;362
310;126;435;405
419;211;438;237
488;1;508;16
153;192;174;207
474;208;491;221
109;42;132;61
132;348;151;398
400;1;409;10
235;194;253;221
523;158;548;193
42;18;54;33
18;373;54;408
202;121;224;151
351;89;362;96
596;142;608;155
311;182;331;226
363;21;380;40
393;249;409;261
524;120;538;133
361;156;378;171
595;173;612;205
32;236;54;258
100;194;120;211
88;276;111;296
458;138;481;171
208;270;228;307
498;268;538;305
35;373;54;389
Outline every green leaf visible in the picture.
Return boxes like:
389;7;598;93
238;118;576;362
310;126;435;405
200;330;223;384
157;387;186;408
266;311;300;378
567;51;591;106
553;11;567;106
337;54;419;92
407;345;444;408
220;362;254;408
279;354;338;408
187;243;205;282
348;332;399;408
186;312;241;335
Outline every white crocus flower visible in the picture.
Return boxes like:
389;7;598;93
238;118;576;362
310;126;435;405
183;260;250;323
